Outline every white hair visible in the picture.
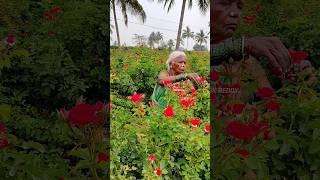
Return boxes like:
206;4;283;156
166;51;187;71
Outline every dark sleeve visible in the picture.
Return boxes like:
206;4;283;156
211;38;243;65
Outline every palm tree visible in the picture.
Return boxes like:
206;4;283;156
111;0;146;46
155;31;163;48
148;32;156;48
195;29;208;50
182;26;194;50
158;0;209;50
167;39;175;50
133;34;147;46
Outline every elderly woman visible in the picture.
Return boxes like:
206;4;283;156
211;0;316;104
152;51;205;108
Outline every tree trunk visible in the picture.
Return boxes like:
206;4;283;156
175;0;187;50
112;0;121;47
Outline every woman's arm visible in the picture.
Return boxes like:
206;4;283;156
157;71;204;87
211;38;243;65
212;37;291;72
157;71;187;85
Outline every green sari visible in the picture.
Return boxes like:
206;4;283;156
151;83;167;108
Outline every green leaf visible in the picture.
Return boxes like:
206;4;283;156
308;141;320;154
0;104;11;120
68;148;90;160
244;156;260;170
22;141;45;153
7;134;19;145
162;168;168;175
160;160;166;169
265;139;280;151
279;142;290;155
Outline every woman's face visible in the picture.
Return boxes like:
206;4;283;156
211;0;244;43
171;56;186;74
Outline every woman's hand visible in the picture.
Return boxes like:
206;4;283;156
186;73;205;88
244;37;291;73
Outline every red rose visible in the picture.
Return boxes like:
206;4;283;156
266;100;281;112
68;102;104;128
163;81;171;88
236;148;250;158
289;49;308;64
232;103;245;115
163;106;175;117
43;11;54;21
97;152;109;163
211;70;220;81
180;97;193;107
128;93;144;102
256;87;275;99
190;88;196;93
149;155;155;163
0;138;9;149
154;167;161;176
225;120;268;141
0;122;7;134
5;34;16;46
243;15;257;23
190;119;201;127
49;6;61;15
200;76;207;82
204;124;210;133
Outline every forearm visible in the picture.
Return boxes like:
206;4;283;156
158;74;187;85
211;38;243;65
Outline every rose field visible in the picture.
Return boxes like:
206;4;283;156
110;47;210;179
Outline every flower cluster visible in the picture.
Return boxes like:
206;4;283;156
220;86;279;159
148;155;162;177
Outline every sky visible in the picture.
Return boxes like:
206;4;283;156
110;0;210;50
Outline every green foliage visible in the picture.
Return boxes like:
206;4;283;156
0;0;109;179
